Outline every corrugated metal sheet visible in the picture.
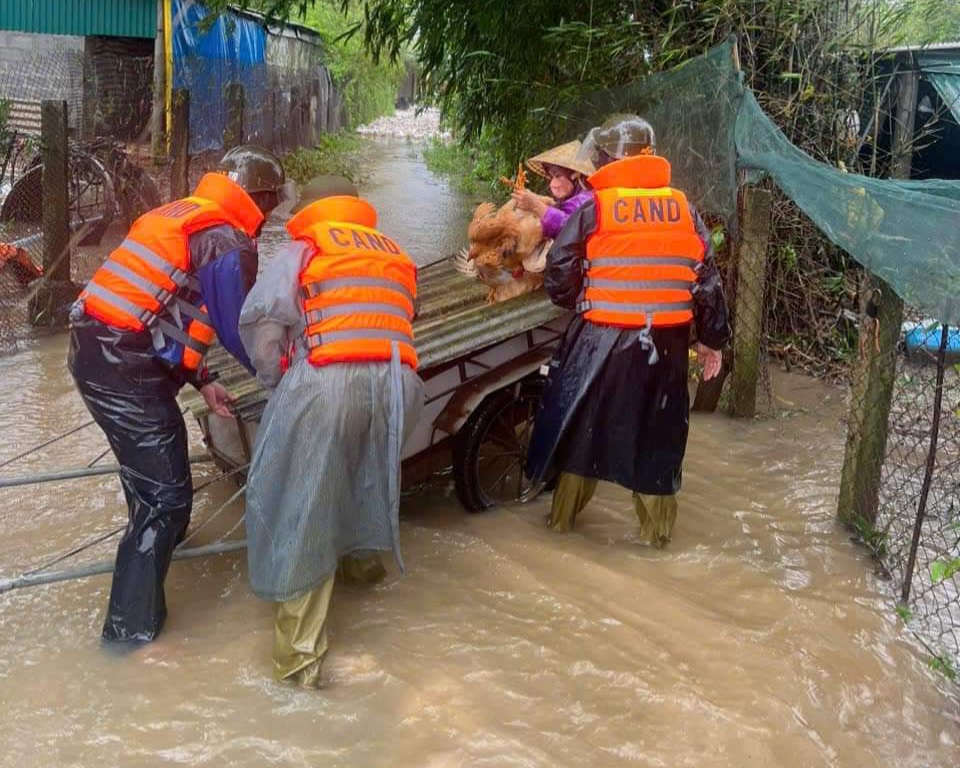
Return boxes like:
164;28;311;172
180;259;567;419
0;0;157;39
918;52;960;124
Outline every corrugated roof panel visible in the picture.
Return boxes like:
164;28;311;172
181;259;568;419
0;0;156;39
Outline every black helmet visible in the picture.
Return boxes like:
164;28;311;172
579;114;657;165
217;145;290;216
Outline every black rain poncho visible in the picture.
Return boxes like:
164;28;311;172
525;198;730;495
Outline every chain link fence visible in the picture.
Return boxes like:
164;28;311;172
870;314;960;679
0;41;344;354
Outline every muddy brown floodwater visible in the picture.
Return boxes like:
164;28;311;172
0;139;957;767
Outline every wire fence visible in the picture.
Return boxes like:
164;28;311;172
869;313;960;679
0;44;344;354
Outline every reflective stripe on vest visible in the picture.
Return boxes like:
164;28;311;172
577;299;693;315
303;276;415;306
304;301;411;324
585;255;701;269
120;238;189;287
155;317;208;354
98;259;174;305
581;184;704;328
81;282;154;325
288;202;419;369
82;235;187;327
307;328;413;347
301;276;414;353
584;277;693;292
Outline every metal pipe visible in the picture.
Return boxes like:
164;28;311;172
0;539;247;594
0;419;97;470
0;454;213;489
901;321;950;604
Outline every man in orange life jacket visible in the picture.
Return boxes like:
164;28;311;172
238;176;423;687
68;146;290;643
526;115;730;547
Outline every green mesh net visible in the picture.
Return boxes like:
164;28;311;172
560;42;742;224
558;40;960;326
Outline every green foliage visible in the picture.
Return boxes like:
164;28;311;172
710;226;726;251
930;559;960;584
927;654;958;682
422;127;524;200
895;604;913;622
297;1;407;128
882;0;960;45
851;514;888;558
282;134;363;185
421;140;491;199
0;98;10;148
335;1;664;166
779;245;799;271
221;0;404;130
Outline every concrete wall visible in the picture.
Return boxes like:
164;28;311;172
0;30;84;62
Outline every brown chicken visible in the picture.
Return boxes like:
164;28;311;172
454;200;552;304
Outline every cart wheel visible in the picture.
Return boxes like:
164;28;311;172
453;377;546;513
0;152;116;246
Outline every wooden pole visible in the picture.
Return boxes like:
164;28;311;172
170;88;190;201
29;100;76;327
891;61;919;181
837;274;903;528
728;186;772;418
80;39;97;140
223;82;245;151
150;0;166;160
40;101;70;283
264;90;276;153
289;85;302;149
837;63;915;528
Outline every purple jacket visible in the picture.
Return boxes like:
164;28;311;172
541;188;593;239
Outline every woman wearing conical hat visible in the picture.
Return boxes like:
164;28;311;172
511;140;595;239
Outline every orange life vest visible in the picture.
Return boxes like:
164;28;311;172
79;173;263;371
286;196;418;370
581;155;705;329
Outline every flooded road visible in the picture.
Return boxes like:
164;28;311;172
0;139;957;767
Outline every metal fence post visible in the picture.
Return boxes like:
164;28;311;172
901;322;950;603
728;186;772;418
170;89;190;201
28;100;76;327
224;82;245;151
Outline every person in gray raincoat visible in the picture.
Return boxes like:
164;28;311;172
239;176;424;687
525;115;729;546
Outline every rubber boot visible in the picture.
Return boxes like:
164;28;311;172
633;493;679;548
547;472;598;532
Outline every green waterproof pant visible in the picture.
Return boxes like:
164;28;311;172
548;472;678;547
273;553;387;688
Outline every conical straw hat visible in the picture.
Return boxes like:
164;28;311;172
526;140;596;179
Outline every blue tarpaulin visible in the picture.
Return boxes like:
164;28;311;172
172;0;268;152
